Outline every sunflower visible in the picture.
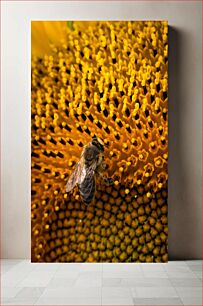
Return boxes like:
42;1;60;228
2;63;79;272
31;21;168;263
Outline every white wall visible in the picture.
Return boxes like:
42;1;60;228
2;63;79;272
1;1;202;259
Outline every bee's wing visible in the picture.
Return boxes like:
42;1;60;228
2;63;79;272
79;168;96;203
66;159;84;192
78;160;98;203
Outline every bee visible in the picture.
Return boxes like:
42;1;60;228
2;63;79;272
66;136;113;204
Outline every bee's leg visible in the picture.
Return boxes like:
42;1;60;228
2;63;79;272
103;176;114;186
96;170;114;186
82;198;95;206
100;161;106;170
100;174;114;185
81;195;95;206
82;201;89;206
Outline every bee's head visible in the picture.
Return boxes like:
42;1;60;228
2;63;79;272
91;136;104;152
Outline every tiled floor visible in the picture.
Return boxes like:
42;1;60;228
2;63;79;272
1;260;202;305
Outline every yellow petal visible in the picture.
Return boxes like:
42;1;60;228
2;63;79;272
31;21;68;57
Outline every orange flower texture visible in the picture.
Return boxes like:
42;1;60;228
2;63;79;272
31;21;168;262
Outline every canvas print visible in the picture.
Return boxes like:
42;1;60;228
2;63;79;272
31;21;168;262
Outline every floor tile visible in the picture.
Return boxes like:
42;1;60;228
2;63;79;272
2;265;16;274
35;297;101;305
102;264;143;278
133;286;178;298
133;297;183;305
143;271;169;278
186;260;202;266
2;261;36;287
164;265;192;272
54;270;79;278
103;263;142;272
166;271;197;279
170;277;202;287
1;299;10;305
2;296;38;305
81;263;103;271
102;286;132;298
180;296;202;305
102;277;173;288
17;272;56;287
41;287;101;298
123;277;172;287
103;270;143;278
32;264;60;273
15;287;45;298
2;287;23;299
102;278;123;287
57;263;82;270
47;277;76;288
102;297;134;305
166;261;188;266
75;271;102;287
140;263;166;272
78;271;102;278
193;271;202;279
175;287;202;298
1;259;202;306
188;264;202;272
